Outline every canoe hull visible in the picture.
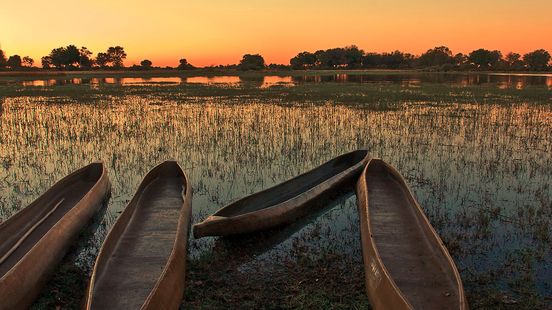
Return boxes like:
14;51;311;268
355;159;467;310
355;163;411;310
85;161;192;310
143;165;192;309
0;163;111;310
194;150;370;238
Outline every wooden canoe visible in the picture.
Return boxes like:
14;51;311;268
355;159;467;310
85;161;192;310
0;162;111;310
193;150;370;238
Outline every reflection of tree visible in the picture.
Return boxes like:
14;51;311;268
239;75;264;87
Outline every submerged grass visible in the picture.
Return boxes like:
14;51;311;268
0;72;551;308
0;81;551;106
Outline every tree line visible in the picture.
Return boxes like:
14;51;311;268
0;45;194;71
0;44;550;71
289;45;552;71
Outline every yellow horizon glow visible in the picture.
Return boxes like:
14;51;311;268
1;0;551;67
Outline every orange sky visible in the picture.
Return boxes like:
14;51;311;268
1;0;551;67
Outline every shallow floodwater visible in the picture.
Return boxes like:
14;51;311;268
1;72;552;89
0;73;551;307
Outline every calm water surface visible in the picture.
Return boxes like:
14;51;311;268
2;72;552;89
0;73;551;306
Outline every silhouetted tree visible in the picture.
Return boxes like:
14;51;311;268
361;51;414;69
22;56;34;67
45;45;80;69
383;51;414;69
140;59;152;69
0;50;7;68
316;48;347;68
238;54;265;70
95;52;110;68
79;47;94;68
453;53;467;65
504;52;524;70
106;46;127;68
362;53;383;68
177;58;194;69
290;51;317;69
7;55;22;69
64;45;80;68
523;49;551;71
468;49;502;69
48;48;64;69
41;56;52;69
344;45;364;68
267;63;290;70
418;46;454;67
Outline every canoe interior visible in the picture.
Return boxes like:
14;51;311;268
0;163;104;279
366;160;461;309
215;150;368;217
90;163;186;309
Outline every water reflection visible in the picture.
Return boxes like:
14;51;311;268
185;76;240;84
261;76;293;88
4;73;552;89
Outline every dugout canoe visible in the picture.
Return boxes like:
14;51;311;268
193;150;369;238
355;159;467;310
85;161;192;310
0;162;111;310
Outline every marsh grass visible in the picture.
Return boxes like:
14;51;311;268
1;74;551;106
0;75;551;308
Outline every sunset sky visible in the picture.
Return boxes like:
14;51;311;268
1;0;551;67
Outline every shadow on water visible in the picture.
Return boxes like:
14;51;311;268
210;188;356;268
31;194;111;309
184;187;370;309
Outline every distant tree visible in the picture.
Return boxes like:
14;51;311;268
523;49;551;71
418;46;454;67
41;56;52;69
505;52;524;70
177;58;194;70
0;49;7;68
238;54;265;70
79;47;94;68
95;52;110;68
64;45;81;68
7;55;22;69
362;53;383;68
382;51;414;69
344;45;364;68
48;48;65;69
45;45;80;69
468;49;502;69
317;48;348;68
106;46;127;68
140;59;153;69
290;51;317;69
267;63;290;70
22;56;34;67
453;53;467;65
362;51;414;69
